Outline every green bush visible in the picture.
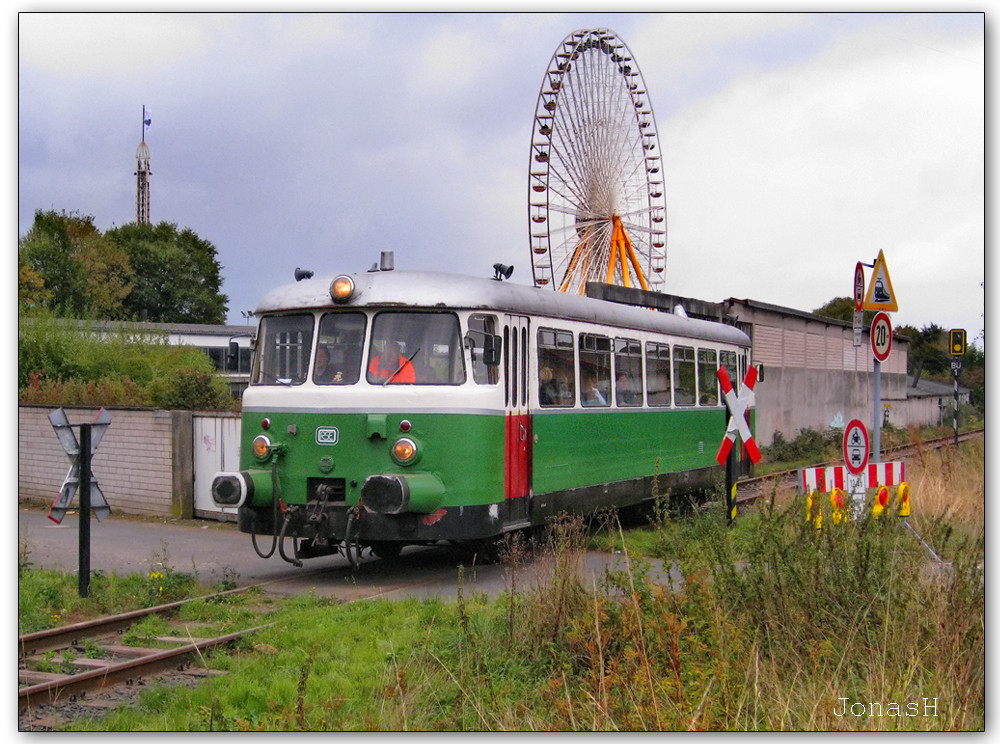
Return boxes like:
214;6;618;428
18;311;236;410
149;367;233;411
764;427;841;465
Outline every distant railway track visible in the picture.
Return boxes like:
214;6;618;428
734;428;984;507
18;587;272;719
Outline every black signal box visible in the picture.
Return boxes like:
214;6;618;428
949;329;967;356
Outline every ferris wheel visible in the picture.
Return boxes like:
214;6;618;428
529;29;666;294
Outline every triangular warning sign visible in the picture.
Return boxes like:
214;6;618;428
863;249;898;311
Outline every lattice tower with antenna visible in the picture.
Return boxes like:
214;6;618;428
135;105;152;224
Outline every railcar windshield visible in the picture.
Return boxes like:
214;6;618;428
254;314;314;385
366;311;466;385
313;312;366;385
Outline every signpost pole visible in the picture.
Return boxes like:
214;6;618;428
954;366;960;446
873;359;881;463
869;312;892;465
725;418;736;526
948;329;966;447
78;423;92;598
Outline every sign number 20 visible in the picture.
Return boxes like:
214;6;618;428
871;312;892;362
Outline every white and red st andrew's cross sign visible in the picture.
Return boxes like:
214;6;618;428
716;366;761;466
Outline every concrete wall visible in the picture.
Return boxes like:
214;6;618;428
899;394;945;429
18;405;194;518
753;366;910;445
724;300;911;447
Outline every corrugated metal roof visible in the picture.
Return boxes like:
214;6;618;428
907;376;970;398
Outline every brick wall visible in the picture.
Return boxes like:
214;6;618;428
18;405;193;518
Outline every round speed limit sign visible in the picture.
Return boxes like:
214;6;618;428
871;311;892;362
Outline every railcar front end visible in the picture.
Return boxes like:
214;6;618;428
211;285;509;564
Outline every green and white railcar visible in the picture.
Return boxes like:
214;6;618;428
211;266;752;564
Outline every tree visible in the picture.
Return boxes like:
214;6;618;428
106;222;229;324
18;211;228;324
961;343;985;415
896;323;949;384
812;296;875;326
18;209;134;318
18;253;50;309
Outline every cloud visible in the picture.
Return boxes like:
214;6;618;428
658;14;983;334
18;13;217;76
15;12;984;340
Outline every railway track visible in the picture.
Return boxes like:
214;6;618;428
16;562;453;729
18;587;273;723
734;428;984;507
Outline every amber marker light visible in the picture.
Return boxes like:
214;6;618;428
330;275;355;303
252;435;272;461
392;437;418;465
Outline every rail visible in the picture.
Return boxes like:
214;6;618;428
18;588;272;715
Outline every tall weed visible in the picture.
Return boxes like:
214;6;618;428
477;502;984;730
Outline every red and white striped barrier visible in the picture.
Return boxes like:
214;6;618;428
867;461;906;488
798;461;905;494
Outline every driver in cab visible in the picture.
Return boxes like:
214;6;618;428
368;340;416;383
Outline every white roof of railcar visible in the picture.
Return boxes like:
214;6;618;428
256;270;750;348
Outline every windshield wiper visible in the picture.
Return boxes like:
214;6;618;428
255;369;295;387
382;347;421;385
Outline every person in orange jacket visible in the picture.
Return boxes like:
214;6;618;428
368;340;416;383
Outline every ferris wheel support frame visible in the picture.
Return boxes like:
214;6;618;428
528;28;667;294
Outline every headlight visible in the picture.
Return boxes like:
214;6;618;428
391;437;418;465
330;275;355;303
252;435;272;461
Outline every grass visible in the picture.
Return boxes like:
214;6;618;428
20;439;983;731
755;420;982;476
16;539;234;635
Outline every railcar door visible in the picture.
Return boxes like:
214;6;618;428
504;314;531;522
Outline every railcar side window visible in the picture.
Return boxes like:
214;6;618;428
579;333;611;407
313;312;366;385
645;342;672;407
506;325;514;406
255;314;314;385
537;328;575;407
367;312;466;385
467;314;500;385
521;326;529;407
614;338;643;407
673;345;696;406
720;350;739;390
698;349;719;406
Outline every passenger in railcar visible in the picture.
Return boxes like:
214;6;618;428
313;345;340;384
581;372;608;406
615;372;642;406
539;366;558;405
367;339;416;383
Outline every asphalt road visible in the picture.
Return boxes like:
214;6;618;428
17;506;679;603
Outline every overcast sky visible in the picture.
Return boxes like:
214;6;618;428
16;11;985;345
